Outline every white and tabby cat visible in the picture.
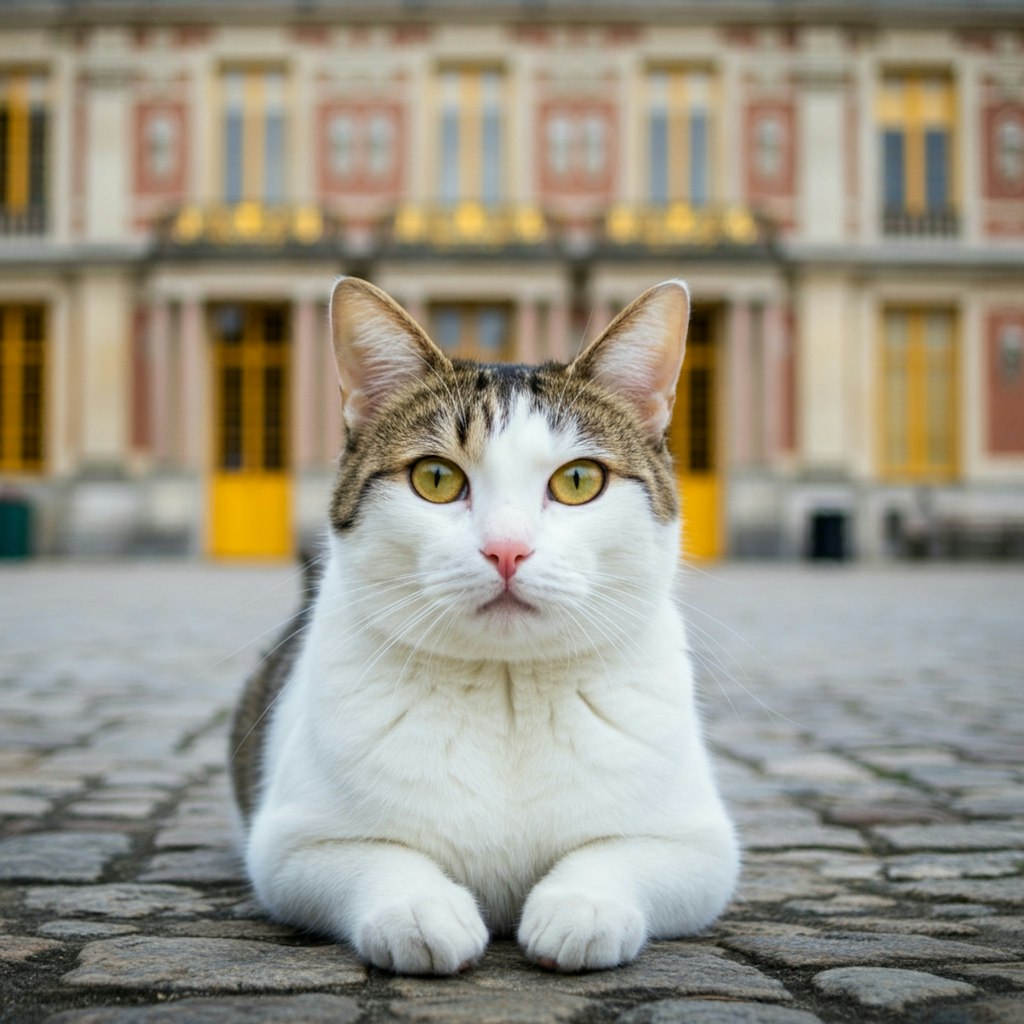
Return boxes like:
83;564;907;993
230;277;738;975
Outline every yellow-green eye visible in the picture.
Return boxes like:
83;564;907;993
549;460;606;506
410;457;467;504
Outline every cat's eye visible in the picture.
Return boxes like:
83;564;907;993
410;457;468;504
548;460;606;506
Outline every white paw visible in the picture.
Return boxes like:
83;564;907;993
518;888;646;972
354;886;488;975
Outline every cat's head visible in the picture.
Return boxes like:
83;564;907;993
325;277;689;662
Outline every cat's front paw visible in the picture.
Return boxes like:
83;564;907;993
354;887;488;975
518;888;646;972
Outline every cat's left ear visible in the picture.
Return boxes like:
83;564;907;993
329;276;450;431
572;279;689;439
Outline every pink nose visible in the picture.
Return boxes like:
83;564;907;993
483;539;533;582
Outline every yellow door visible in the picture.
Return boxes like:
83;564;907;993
209;304;293;558
669;308;722;560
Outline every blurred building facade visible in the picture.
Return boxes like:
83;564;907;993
1;0;1023;559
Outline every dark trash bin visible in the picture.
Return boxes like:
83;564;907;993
809;509;848;561
0;493;34;559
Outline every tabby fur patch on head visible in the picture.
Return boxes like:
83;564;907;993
328;277;688;535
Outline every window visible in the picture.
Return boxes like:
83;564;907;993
647;69;713;207
145;109;178;184
323;107;398;190
328;114;356;178
755;114;784;181
437;68;505;205
0;305;46;472
0;71;47;235
222;69;286;204
547;114;572;178
429;302;512;360
878;74;956;234
881;308;957;479
996;115;1024;186
542;108;609;188
368;113;395;180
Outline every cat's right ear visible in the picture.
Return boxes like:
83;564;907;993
329;277;450;431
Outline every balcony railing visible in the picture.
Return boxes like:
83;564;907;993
882;207;960;239
388;202;550;250
157;203;337;251
600;203;771;250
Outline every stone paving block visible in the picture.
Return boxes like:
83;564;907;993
811;966;977;1009
161;919;299;940
0;832;132;882
768;850;883;881
734;864;844;904
0;933;63;962
761;753;874;782
45;994;364;1024
826;802;959;827
739;823;867;852
807;917;983;937
885;851;1024;881
924;997;1024;1023
954;963;1024;988
871;823;1024;852
932;905;996;918
952;792;1024;817
890;878;1024;905
68;798;166;820
965;916;1024;935
483;944;792;1001
617;1000;826;1024
25;883;216;919
138;849;245;885
721;931;1015;967
38;920;139;939
0;793;52;816
783;895;897;916
154;822;237;850
63;936;367;991
387;991;590;1024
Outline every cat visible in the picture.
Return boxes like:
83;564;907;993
229;276;739;975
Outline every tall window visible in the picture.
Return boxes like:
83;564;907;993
0;305;46;472
429;302;512;361
438;68;504;206
647;69;713;207
881;308;957;479
0;71;47;234
222;69;286;204
878;74;956;234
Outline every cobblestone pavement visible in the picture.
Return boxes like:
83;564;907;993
1;562;1022;1024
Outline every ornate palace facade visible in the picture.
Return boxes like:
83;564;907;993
1;1;1023;558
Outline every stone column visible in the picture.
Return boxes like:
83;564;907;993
517;297;539;364
147;298;172;464
727;300;753;467
75;270;133;470
796;48;848;244
179;296;205;470
83;69;130;242
292;296;317;471
762;302;786;461
796;270;849;472
548;301;571;362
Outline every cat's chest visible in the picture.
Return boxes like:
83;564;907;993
305;654;686;832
